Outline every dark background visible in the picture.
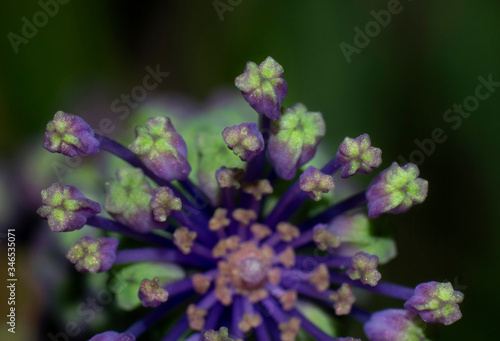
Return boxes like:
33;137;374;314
0;0;499;340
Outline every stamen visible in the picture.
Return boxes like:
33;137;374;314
187;304;207;331
242;179;273;200
330;283;356;315
346;252;381;287
277;222;300;242
138;277;169;308
278;317;301;341
308;264;330;292
278;247;296;269
268;267;282;285
312;224;340;250
212;236;241;258
250;223;272;241
209;208;231;231
232;208;257;225
192;274;212;294
238;312;262;332
173;227;197;255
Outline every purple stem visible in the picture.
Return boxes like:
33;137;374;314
263;158;342;229
260;297;288;323
349;306;371;324
197;289;218;310
160;315;189;341
252;304;272;341
162;269;218;293
321;157;342;174
232;295;245;339
171;211;214;246
329;272;414;300
295;255;352;269
290;281;331;302
125;299;176;337
178;178;212;213
87;216;171;247
263;181;302;229
289;308;336;341
299;191;367;230
201;302;224;339
115;248;213;268
221;188;234;212
243;115;271;183
191;242;216;262
126;284;195;338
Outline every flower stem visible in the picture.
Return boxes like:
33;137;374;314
87;216;171;247
329;272;414;300
263;157;342;229
171;211;214;246
160;315;189;341
299;191;367;230
295;255;352;269
232;295;245;339
349;306;371;324
201;302;224;339
115;248;212;268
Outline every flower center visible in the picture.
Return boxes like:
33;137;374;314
238;257;268;288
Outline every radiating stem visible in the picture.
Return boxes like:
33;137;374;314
349;306;371;324
115;248;212;268
201;302;224;339
160;315;189;341
299;191;367;230
330;272;414;300
263;157;342;229
232;295;245;339
87;216;171;247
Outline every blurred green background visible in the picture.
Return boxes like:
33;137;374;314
0;0;499;340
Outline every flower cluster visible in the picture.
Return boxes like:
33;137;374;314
38;57;462;340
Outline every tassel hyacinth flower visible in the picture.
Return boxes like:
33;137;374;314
38;57;462;340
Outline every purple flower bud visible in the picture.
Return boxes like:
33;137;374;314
234;56;287;120
128;116;191;181
346;251;381;287
104;168;162;233
336;134;382;178
299;166;335;201
37;183;101;232
222;123;264;162
366;162;428;218
150;186;182;222
404;281;464;325
268;103;326;179
43;111;100;156
89;331;135;341
364;309;427;341
138;277;169;308
66;236;118;274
